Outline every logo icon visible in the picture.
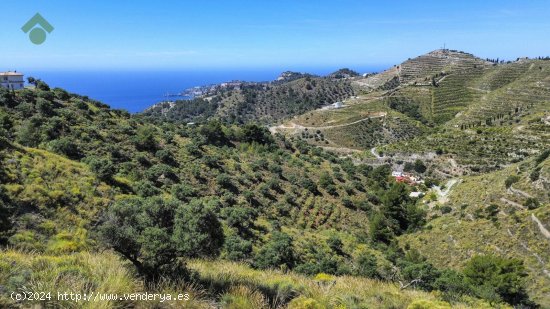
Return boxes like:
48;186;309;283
22;13;54;45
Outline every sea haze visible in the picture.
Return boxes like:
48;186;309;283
24;67;386;113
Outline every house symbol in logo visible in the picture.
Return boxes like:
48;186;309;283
22;13;54;45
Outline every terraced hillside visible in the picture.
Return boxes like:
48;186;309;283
357;49;490;91
274;51;549;179
430;67;487;124
271;93;427;152
398;50;489;84
400;153;550;307
385;87;433;124
451;60;550;127
381;115;548;175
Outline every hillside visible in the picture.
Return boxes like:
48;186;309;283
144;74;355;125
268;50;550;307
400;153;550;307
273;51;549;177
1;51;548;307
1;250;489;308
1;82;512;308
356;49;490;91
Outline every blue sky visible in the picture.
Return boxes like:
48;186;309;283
1;0;549;71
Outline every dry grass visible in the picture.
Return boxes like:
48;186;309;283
188;259;484;308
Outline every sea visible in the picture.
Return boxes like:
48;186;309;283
25;67;386;113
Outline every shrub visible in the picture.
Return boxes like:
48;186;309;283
326;235;344;254
325;184;338;196
222;206;257;235
0;189;13;245
134;125;157;151
53;87;70;100
216;173;233;188
98;197;224;281
433;269;473;301
254;232;295;270
224;235;253;261
48;137;81;159
200;120;228;145
16;117;44;147
300;178;318;194
369;213;393;243
0;88;16;107
318;171;334;189
463;255;530;306
504;175;520;188
414;159;427;174
155;149;175;165
133;180;161;197
400;260;441;291
239;124;274;145
484;204;499;218
172;199;224;258
86;156;115;181
171;183;197;201
356;254;378;278
535;149;550;165
524;198;540;210
145;164;177;183
529;167;541;182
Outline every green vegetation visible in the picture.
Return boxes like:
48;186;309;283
0;79;500;308
98;197;224;281
1;48;549;307
145;75;355;125
463;255;530;306
401;155;550;306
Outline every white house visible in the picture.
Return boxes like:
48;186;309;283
322;102;345;110
0;72;24;90
409;192;424;198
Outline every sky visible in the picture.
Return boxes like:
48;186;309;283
1;0;550;71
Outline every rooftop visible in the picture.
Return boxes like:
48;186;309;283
0;71;24;76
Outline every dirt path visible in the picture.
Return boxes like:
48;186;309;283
269;122;304;134
269;112;387;134
321;146;362;154
508;186;534;199
433;179;461;204
500;197;526;210
370;147;383;159
312;112;387;130
467;87;491;93
531;214;550;240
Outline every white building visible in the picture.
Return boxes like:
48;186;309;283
409;192;424;198
333;102;344;109
322;102;345;110
0;72;24;90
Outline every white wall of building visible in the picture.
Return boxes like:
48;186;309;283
0;73;25;90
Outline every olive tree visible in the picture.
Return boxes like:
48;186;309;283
98;196;224;281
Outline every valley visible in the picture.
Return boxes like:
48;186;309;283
1;49;549;308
